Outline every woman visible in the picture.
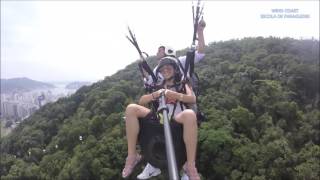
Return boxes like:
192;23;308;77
122;57;201;180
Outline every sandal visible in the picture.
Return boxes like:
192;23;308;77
183;163;201;180
122;154;142;178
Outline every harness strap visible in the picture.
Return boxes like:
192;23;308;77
189;51;195;77
126;26;157;83
186;50;196;78
168;82;187;121
139;61;157;83
177;59;185;73
170;102;178;121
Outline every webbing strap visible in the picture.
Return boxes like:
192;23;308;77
126;26;157;83
139;61;157;83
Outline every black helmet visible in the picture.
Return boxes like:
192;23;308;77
156;57;182;82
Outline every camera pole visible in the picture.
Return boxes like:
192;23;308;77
158;92;179;180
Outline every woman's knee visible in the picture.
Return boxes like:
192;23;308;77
181;109;197;120
125;104;139;115
125;103;150;118
126;103;137;110
175;109;197;124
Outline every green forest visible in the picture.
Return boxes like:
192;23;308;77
1;37;319;180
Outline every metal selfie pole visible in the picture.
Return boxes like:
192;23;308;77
158;92;179;180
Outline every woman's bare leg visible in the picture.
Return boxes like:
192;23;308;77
125;104;150;155
174;109;198;165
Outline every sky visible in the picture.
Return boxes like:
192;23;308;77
1;0;319;82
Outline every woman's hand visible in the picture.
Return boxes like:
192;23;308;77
152;89;185;102
152;89;165;99
152;89;178;100
164;89;179;100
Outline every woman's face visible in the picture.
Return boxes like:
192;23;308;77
159;64;174;80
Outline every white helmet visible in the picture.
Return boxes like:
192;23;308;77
160;45;176;57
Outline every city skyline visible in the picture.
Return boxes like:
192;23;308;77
0;81;80;129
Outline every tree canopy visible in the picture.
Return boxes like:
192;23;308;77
1;37;319;179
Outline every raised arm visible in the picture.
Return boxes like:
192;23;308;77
178;18;206;65
197;18;206;54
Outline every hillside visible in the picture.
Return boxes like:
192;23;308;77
65;81;92;90
0;77;55;93
1;37;319;180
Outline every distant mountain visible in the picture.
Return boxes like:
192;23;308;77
0;77;55;93
65;81;92;90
